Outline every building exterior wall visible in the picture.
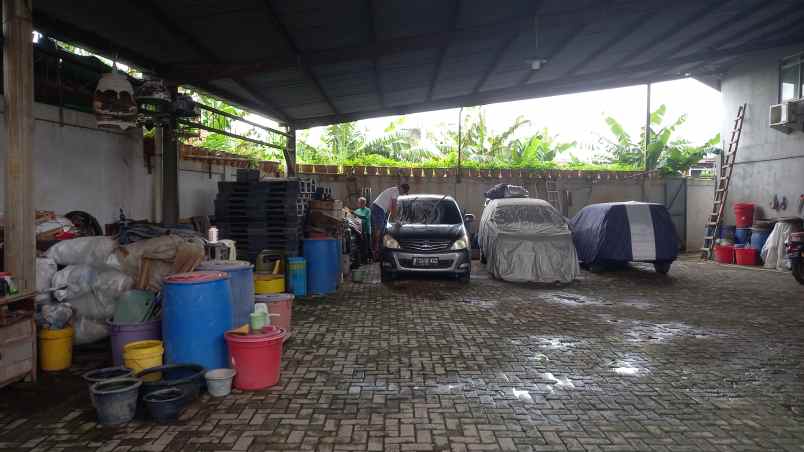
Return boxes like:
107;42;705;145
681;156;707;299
0;100;232;225
720;45;804;224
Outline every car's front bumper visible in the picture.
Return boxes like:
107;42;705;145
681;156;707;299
381;249;471;276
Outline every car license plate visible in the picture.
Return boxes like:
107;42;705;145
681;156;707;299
413;257;439;267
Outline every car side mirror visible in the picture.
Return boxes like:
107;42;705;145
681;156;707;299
464;213;475;223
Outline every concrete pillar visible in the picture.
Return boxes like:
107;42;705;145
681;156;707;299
3;0;36;290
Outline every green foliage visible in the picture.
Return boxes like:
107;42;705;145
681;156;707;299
181;89;285;163
601;104;720;175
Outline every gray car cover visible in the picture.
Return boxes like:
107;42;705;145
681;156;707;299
479;198;579;283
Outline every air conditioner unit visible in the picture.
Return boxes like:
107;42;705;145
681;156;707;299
770;100;804;133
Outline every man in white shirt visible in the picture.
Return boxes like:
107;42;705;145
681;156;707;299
371;183;410;257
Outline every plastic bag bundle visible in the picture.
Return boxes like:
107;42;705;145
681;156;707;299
37;302;73;330
46;236;117;266
73;316;109;345
52;265;97;301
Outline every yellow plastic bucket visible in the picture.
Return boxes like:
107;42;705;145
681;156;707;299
123;340;164;381
254;273;285;294
39;326;74;371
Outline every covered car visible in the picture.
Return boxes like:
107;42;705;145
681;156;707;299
570;201;679;273
478;198;579;283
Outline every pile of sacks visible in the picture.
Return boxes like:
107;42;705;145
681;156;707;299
40;235;204;344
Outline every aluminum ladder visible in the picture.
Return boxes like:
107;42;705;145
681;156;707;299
701;103;746;259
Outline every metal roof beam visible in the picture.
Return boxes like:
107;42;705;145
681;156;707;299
518;0;617;86
426;0;461;101
259;0;339;116
32;11;165;73
565;8;654;76
367;0;384;109
705;1;803;51
293;35;804;128
132;0;290;122
683;13;804;76
472;1;544;94
647;0;767;63
611;0;730;68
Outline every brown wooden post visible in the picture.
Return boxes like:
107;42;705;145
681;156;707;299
3;0;36;291
284;125;297;177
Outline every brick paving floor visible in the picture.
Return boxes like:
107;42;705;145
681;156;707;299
2;257;804;451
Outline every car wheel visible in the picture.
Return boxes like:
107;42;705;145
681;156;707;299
654;261;672;274
458;272;470;284
480;252;487;265
579;262;590;270
381;268;394;283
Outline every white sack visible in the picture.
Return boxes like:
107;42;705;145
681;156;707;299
762;222;795;271
52;265;97;301
46;236;117;266
73;316;109;345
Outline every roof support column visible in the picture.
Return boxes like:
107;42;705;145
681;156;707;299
162;87;180;224
3;0;36;290
284;125;297;177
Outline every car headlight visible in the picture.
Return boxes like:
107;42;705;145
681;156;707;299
383;234;400;249
451;235;469;250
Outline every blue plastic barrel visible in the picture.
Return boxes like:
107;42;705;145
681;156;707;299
162;271;232;370
735;228;751;245
750;228;771;251
303;239;340;295
287;257;307;297
719;225;737;240
196;260;254;328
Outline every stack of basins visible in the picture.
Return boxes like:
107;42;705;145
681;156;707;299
733;202;758;266
215;180;304;262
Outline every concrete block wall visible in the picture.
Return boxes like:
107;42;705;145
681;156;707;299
309;172;711;250
721;45;804;224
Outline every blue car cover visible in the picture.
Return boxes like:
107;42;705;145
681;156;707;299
571;202;679;264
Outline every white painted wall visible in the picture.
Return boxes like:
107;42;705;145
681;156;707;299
721;45;804;224
0;99;235;225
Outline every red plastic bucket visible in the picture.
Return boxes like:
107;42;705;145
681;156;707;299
734;247;758;266
224;326;286;390
733;203;754;228
714;245;734;264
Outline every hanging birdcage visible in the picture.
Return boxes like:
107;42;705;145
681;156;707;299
173;94;200;119
136;78;173;130
93;70;137;130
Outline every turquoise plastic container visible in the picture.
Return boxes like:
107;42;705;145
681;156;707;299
287;257;307;297
196;260;254;328
162;271;232;370
302;239;340;295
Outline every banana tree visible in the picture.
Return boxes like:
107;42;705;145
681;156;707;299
603;104;720;175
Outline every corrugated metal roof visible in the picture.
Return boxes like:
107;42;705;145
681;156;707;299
32;0;804;128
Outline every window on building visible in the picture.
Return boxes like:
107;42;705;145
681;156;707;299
780;54;804;101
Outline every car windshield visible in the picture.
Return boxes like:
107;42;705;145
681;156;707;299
396;197;462;225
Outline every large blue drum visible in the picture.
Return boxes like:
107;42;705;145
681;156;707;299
162;271;233;370
303;239;340;295
195;260;254;328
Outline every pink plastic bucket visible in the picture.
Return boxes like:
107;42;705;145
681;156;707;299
255;293;294;338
